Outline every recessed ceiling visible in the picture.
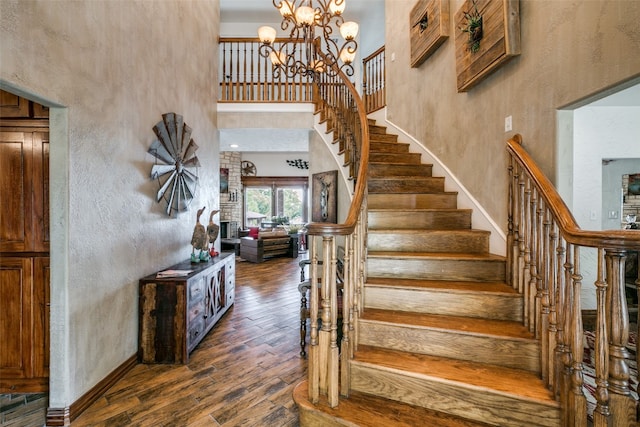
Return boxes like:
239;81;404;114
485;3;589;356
219;129;310;152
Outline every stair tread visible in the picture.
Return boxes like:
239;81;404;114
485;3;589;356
293;381;493;427
361;308;534;340
369;228;490;235
368;251;505;261
365;277;519;294
353;346;558;405
369;176;442;181
368;208;470;213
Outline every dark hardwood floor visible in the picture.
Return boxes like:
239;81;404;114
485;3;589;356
71;255;307;427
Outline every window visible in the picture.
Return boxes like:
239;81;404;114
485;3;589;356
242;177;308;228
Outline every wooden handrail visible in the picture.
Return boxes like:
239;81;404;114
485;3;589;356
507;135;640;250
362;45;385;63
305;56;370;237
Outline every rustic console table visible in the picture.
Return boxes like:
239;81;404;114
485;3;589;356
138;252;235;364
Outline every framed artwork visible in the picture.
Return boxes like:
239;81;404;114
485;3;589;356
454;0;520;92
410;0;450;67
627;173;640;196
220;168;229;193
312;170;337;223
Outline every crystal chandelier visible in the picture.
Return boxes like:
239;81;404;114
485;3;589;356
257;0;359;79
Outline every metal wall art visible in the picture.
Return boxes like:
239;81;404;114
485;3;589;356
410;0;450;67
454;0;520;92
148;112;200;216
312;170;337;223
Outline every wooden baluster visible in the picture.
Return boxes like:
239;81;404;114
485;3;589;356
547;220;558;390
507;155;515;288
340;235;352;396
540;205;551;383
242;41;247;100
593;248;611;426
523;179;533;330
605;248;635;425
249;41;254;101
220;41;227;101
554;235;567;398
569;246;587;426
560;243;574;425
308;237;320;403
529;188;539;334
517;170;526;295
328;237;339;407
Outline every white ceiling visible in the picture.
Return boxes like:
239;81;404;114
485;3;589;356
220;0;377;23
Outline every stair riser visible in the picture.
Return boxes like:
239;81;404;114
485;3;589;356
369;153;422;164
370;134;399;143
368;231;489;253
349;365;561;427
368;210;471;230
369;163;433;177
368;125;389;134
358;321;540;372
370;142;409;153
369;178;444;194
363;286;523;321
368;194;457;210
367;258;506;282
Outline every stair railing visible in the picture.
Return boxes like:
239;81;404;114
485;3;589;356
362;46;386;114
507;134;640;426
305;45;370;408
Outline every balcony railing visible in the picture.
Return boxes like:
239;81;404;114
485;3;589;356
219;37;314;103
362;46;386;114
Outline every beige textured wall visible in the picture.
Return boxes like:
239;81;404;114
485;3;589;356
0;0;220;407
385;0;640;230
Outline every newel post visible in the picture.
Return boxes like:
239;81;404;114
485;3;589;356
604;248;635;425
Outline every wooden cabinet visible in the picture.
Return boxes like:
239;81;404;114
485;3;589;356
0;257;49;392
0;130;50;253
0;98;50;393
138;253;235;364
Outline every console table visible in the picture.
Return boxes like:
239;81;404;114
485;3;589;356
138;252;235;364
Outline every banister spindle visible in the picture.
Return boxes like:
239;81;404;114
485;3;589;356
593;248;611;425
569;246;587;426
308;236;320;403
554;234;567;398
540;206;551;382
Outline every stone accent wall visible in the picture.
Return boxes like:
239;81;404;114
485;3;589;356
220;152;243;235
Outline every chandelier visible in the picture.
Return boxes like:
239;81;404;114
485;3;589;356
257;0;359;79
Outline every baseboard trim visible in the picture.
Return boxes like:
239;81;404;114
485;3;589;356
46;354;137;426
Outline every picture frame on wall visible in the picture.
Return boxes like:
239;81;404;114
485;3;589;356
410;0;450;67
454;0;521;92
312;170;338;223
220;168;229;193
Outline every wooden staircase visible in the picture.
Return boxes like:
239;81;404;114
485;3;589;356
295;120;562;426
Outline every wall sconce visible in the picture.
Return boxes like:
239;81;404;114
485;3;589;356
228;189;239;202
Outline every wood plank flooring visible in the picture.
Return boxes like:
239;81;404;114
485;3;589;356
71;255;307;427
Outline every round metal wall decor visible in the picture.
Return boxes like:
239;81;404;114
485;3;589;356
241;160;257;176
148;112;200;216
